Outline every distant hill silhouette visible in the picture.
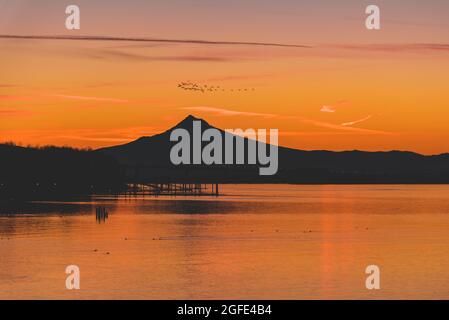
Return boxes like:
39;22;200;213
98;115;449;183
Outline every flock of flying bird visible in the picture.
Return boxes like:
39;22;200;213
178;81;256;93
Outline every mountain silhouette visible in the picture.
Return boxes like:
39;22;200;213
97;115;213;166
97;115;449;183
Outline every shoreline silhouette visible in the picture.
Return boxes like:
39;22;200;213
2;115;449;200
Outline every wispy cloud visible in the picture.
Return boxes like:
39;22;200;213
0;109;34;117
0;34;310;49
320;100;349;113
52;94;129;103
206;74;275;82
324;43;449;53
342;115;372;127
89;49;232;62
320;105;336;113
58;135;132;143
2;34;448;55
295;115;390;135
181;106;277;118
278;131;383;137
0;93;130;103
0;126;163;146
182;106;393;135
0;95;31;101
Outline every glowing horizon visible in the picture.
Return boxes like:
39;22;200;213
1;0;449;155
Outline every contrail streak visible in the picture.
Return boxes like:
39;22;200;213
342;115;373;126
0;34;311;48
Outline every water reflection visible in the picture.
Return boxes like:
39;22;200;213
0;201;93;216
95;206;109;223
1;185;449;299
136;199;241;215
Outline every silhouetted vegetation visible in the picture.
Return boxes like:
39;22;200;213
0;143;125;200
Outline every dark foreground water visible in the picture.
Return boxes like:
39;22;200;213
1;185;449;299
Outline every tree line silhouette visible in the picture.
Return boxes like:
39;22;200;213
0;143;125;200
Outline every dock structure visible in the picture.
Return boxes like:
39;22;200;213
124;183;219;196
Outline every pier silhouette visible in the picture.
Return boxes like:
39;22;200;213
124;183;219;196
96;206;109;223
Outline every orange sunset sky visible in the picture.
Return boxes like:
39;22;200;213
1;0;449;154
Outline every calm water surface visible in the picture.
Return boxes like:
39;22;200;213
1;185;449;299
